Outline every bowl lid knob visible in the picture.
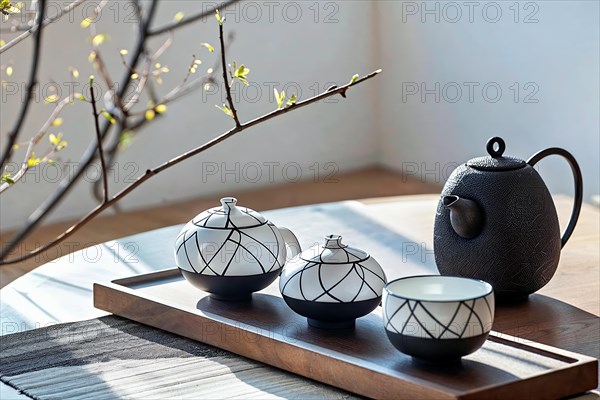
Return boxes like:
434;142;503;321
220;197;238;210
324;235;347;249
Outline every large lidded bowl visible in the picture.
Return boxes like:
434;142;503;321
174;197;300;301
383;275;494;362
279;235;387;329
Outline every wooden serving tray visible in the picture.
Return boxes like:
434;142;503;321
93;268;598;400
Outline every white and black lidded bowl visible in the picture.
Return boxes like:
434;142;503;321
279;234;387;329
174;197;300;301
382;275;495;362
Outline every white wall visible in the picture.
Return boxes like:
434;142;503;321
378;1;600;201
1;1;598;231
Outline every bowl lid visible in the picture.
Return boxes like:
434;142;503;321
190;197;267;229
467;137;526;171
299;235;370;264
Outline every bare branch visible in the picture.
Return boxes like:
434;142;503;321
86;3;126;114
2;0;378;268
0;0;47;175
91;49;225;203
90;31;231;203
0;0;246;257
92;50;125;112
119;69;219;132
0;0;160;259
0;69;382;265
0;94;76;193
162;32;231;104
148;0;240;36
122;34;173;112
0;0;86;54
89;80;109;202
219;20;241;127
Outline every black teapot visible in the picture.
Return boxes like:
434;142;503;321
434;137;583;300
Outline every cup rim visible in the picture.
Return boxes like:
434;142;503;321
384;275;493;303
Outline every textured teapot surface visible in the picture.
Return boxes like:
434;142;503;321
434;137;563;299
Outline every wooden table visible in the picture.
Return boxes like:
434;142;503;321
1;195;598;398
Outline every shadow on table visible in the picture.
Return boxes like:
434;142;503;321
0;319;125;399
195;293;531;395
102;315;355;399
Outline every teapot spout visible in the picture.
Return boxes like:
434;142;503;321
443;195;484;239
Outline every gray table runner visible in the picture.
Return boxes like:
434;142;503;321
0;316;358;399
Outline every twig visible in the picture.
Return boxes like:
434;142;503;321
1;1;238;258
121;71;218;131
0;0;160;260
0;94;76;193
92;54;223;203
90;28;233;203
0;9;38;33
219;19;241;127
90;30;176;203
0;0;46;175
148;0;240;36
90;81;109;202
163;33;231;105
0;0;86;54
0;69;382;265
83;0;124;115
123;34;173;112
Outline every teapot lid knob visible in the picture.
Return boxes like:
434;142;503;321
220;197;238;210
486;137;506;158
468;136;525;171
324;234;347;249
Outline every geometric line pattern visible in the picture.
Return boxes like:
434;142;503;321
281;260;384;302
175;201;282;276
280;236;386;303
188;204;266;230
383;295;493;339
300;239;370;264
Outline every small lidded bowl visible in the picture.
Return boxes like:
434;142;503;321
174;197;300;301
279;235;387;329
383;275;494;362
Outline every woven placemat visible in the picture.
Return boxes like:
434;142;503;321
0;315;358;399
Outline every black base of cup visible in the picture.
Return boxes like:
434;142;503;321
307;318;355;329
282;295;381;329
385;330;489;361
180;268;281;301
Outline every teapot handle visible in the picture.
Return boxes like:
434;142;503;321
527;148;583;248
276;226;301;260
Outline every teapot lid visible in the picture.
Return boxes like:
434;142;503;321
190;197;267;229
467;137;526;171
299;235;370;264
